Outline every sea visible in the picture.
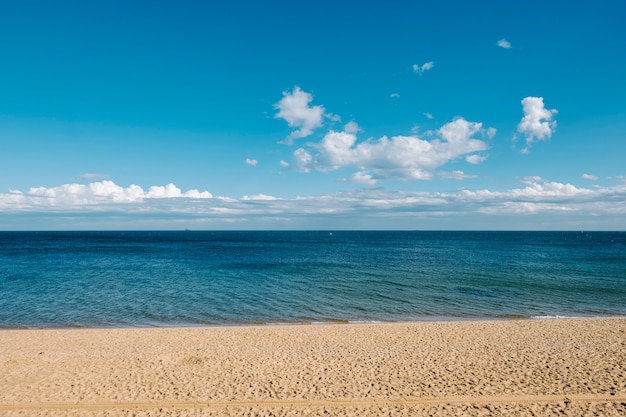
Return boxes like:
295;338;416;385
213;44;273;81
0;231;624;328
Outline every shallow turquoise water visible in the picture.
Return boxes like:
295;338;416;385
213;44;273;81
0;231;624;327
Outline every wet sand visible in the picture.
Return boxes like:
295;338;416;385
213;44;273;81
1;318;625;416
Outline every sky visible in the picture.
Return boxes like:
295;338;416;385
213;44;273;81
1;0;625;230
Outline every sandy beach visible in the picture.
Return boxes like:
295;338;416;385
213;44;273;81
1;318;625;416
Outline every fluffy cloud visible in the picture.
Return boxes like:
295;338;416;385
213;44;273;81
347;172;377;185
517;96;557;152
291;118;491;183
245;158;258;166
581;173;599;181
274;86;325;144
497;38;512;49
412;61;434;74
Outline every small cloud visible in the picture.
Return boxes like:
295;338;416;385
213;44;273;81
466;155;487;165
412;61;434;75
146;183;212;199
516;96;557;152
520;175;544;185
279;160;289;168
497;38;512;49
245;158;258;167
326;113;341;122
439;170;477;180
343;121;360;134
390;93;400;99
581;173;599;181
349;171;378;185
242;194;278;201
421;61;434;71
423;112;434;120
274;86;325;144
78;173;108;180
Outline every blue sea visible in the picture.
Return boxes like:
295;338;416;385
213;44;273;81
0;231;624;328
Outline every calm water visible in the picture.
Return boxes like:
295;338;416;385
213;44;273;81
0;231;625;328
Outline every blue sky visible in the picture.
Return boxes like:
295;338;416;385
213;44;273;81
1;0;625;230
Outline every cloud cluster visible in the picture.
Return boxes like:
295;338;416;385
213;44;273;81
2;178;625;229
274;86;325;144
274;88;560;182
273;87;497;183
517;96;557;152
289;118;492;183
412;61;434;75
2;181;212;209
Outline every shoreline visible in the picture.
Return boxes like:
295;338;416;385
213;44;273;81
1;318;625;416
2;314;626;331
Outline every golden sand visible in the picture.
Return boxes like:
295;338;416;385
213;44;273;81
1;318;625;416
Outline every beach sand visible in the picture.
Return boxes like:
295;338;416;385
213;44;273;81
1;319;625;416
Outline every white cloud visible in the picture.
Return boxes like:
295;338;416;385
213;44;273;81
508;178;589;198
343;121;360;134
348;171;377;185
497;38;512;49
293;148;313;173
517;96;557;152
390;93;400;99
466;154;487;164
78;173;108;180
520;176;544;184
292;118;492;183
146;183;206;199
439;170;478;180
326;113;341;122
245;158;258;166
274;86;325;144
412;61;434;75
424;112;434;119
581;173;599;180
242;194;278;201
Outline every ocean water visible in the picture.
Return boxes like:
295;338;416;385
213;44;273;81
0;231;624;328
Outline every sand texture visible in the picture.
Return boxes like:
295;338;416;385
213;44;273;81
1;319;625;416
